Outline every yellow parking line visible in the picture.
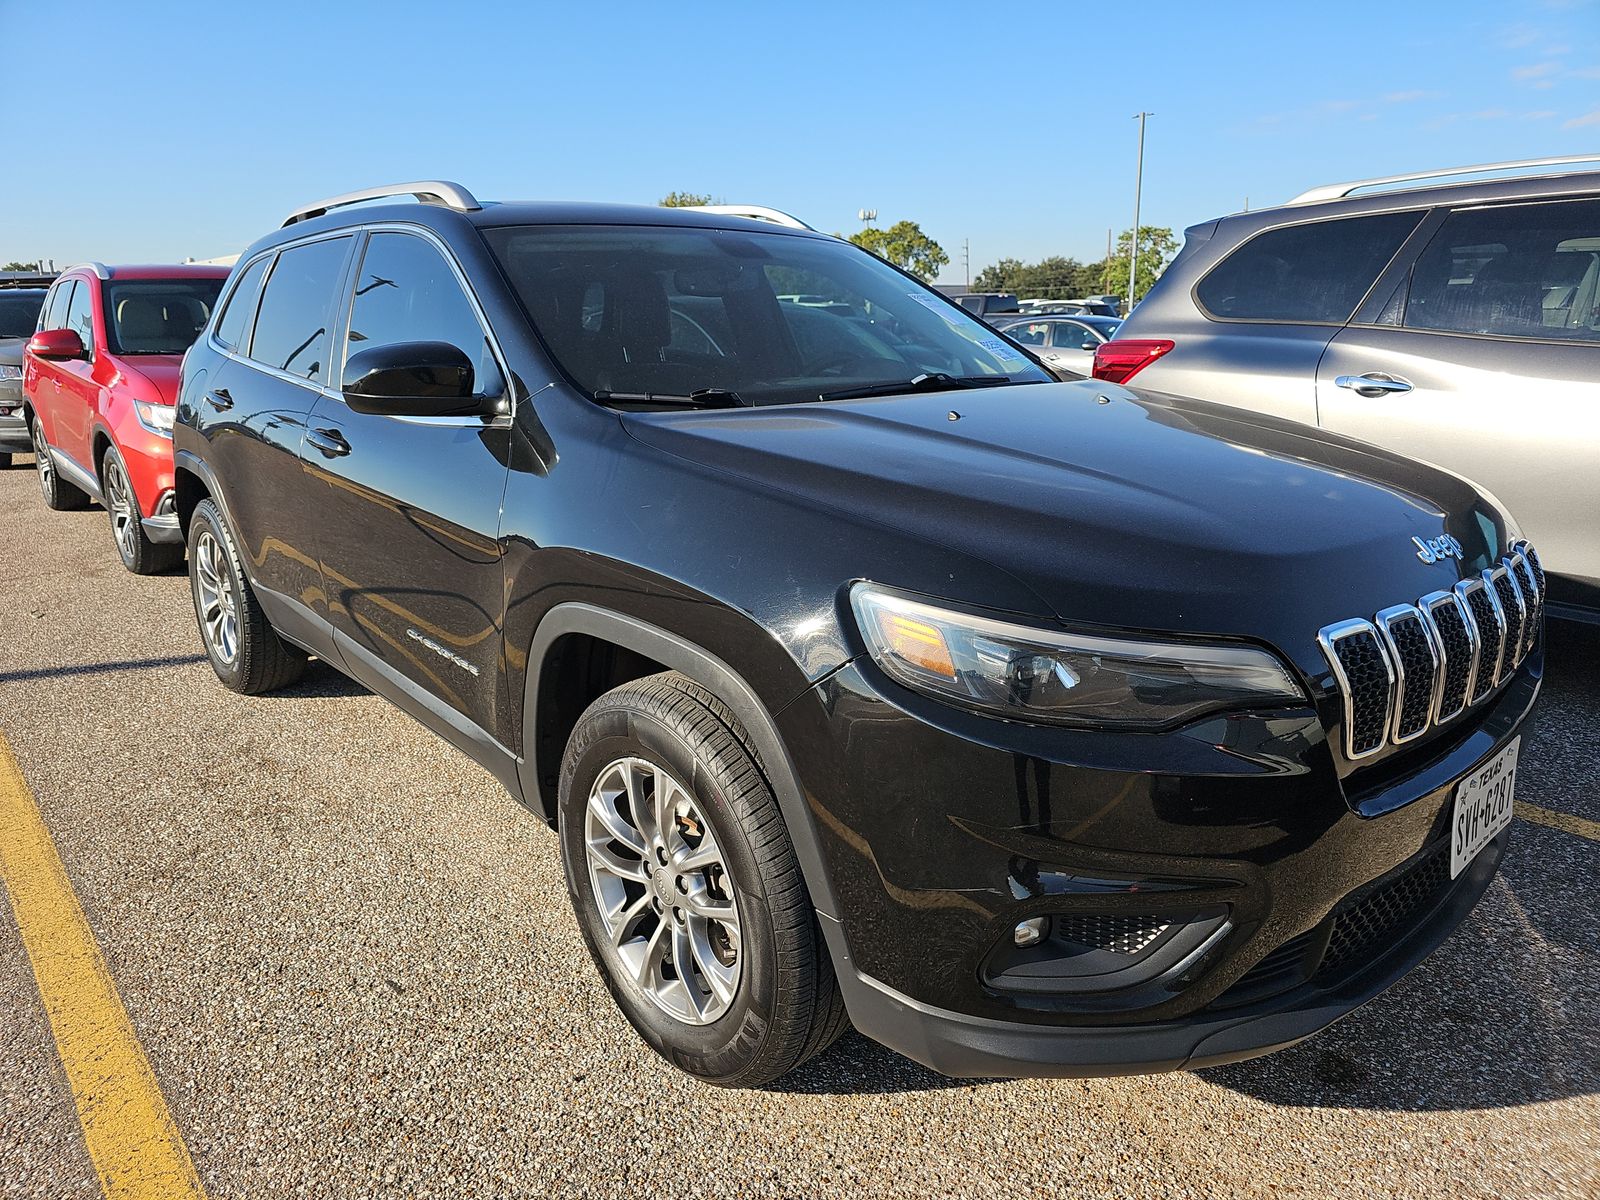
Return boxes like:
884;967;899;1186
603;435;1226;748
0;735;207;1200
1515;800;1600;844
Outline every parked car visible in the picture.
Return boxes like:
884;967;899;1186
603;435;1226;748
23;263;228;572
176;181;1540;1087
0;279;52;467
1102;156;1600;622
993;313;1122;377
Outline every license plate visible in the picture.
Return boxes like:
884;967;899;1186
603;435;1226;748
1450;737;1518;878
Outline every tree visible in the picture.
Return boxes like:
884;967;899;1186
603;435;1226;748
972;255;1100;299
3;261;42;272
847;221;949;283
659;191;716;208
1099;226;1178;305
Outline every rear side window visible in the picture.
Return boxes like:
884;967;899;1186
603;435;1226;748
341;233;503;395
1404;199;1600;342
1196;211;1424;323
213;257;270;352
63;280;96;353
247;237;351;382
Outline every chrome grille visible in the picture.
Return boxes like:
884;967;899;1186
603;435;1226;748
1319;544;1542;761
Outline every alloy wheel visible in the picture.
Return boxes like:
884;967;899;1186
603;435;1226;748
103;456;137;562
32;423;52;500
193;530;240;664
584;756;742;1025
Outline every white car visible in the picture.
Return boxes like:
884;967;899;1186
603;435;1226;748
995;314;1122;377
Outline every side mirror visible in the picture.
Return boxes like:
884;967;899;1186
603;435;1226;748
28;329;87;362
341;340;479;417
1081;339;1099;351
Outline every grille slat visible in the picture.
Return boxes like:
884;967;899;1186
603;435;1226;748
1421;592;1474;722
1320;544;1541;763
1053;913;1171;956
1320;846;1451;975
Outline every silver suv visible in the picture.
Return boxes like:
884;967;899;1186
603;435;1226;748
1108;156;1600;620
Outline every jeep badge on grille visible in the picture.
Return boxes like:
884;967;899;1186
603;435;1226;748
1413;534;1464;564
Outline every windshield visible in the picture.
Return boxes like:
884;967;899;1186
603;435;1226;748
104;280;224;355
482;225;1051;406
0;292;45;339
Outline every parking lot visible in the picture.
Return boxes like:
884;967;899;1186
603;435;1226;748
0;453;1596;1199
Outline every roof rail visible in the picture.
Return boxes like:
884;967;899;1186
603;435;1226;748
283;180;482;227
62;261;111;280
1288;154;1600;205
685;204;814;231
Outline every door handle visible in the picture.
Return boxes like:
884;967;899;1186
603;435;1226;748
1335;373;1413;397
204;388;233;411
306;427;351;458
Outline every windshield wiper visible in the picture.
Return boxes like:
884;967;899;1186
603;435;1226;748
593;388;747;409
818;373;1023;403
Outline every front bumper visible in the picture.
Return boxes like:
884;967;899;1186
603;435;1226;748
0;402;27;451
784;644;1538;1078
140;491;182;544
824;831;1504;1077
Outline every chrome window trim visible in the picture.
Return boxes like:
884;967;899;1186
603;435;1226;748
325;222;515;430
1373;604;1440;746
1316;618;1394;761
1418;589;1477;725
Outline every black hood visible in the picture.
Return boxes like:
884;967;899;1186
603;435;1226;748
623;381;1513;669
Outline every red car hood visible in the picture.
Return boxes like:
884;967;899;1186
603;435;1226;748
116;355;185;405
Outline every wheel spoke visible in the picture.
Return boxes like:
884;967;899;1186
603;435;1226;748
681;886;736;925
670;923;709;1018
686;916;738;1005
586;834;647;883
672;839;722;874
606;891;652;948
587;788;646;857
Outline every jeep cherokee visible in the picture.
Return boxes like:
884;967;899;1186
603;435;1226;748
173;181;1542;1086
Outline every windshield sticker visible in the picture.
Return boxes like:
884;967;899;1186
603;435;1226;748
978;336;1026;363
906;293;968;327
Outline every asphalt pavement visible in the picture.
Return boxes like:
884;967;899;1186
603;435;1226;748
0;453;1596;1199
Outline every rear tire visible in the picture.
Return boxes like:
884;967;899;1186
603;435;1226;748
32;418;89;511
187;497;305;694
0;451;12;468
101;445;181;575
559;671;847;1087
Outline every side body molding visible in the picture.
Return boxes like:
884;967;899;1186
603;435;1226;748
521;602;843;922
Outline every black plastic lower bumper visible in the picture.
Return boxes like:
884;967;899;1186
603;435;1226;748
823;831;1505;1078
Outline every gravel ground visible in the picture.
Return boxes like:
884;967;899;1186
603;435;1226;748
0;455;1596;1199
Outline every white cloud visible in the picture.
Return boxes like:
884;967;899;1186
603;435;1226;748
1513;61;1563;79
1563;109;1600;127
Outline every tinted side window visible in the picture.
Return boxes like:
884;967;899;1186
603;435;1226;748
1404;199;1600;342
1051;321;1095;348
213;257;270;351
1197;211;1424;323
64;280;96;353
42;281;72;332
248;237;351;381
1006;321;1049;346
341;233;502;394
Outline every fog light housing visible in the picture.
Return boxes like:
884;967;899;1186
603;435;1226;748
1013;917;1049;947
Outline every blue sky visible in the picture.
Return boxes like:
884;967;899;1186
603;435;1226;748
5;0;1598;283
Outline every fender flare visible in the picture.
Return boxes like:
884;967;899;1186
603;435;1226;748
173;448;239;549
521;602;841;921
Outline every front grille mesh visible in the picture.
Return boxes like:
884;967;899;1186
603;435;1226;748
1054;913;1171;956
1492;571;1524;679
1465;585;1503;703
1428;598;1473;718
1319;543;1541;761
1385;612;1435;740
1331;630;1391;755
1321;847;1452;973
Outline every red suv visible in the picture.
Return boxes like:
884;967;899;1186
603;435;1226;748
24;263;228;572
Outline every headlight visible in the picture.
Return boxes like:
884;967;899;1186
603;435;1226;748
132;399;175;437
850;585;1305;729
0;365;22;380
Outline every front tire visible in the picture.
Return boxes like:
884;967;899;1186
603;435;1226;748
101;445;180;575
187;497;305;694
32;418;89;511
559;671;846;1087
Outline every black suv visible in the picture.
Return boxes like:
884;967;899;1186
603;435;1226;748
174;182;1541;1086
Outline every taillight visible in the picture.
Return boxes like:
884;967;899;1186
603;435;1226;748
1091;339;1174;384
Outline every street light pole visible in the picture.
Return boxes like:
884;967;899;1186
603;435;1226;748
1128;111;1152;314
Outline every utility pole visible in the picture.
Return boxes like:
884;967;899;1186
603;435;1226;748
962;238;970;289
1128;111;1152;314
